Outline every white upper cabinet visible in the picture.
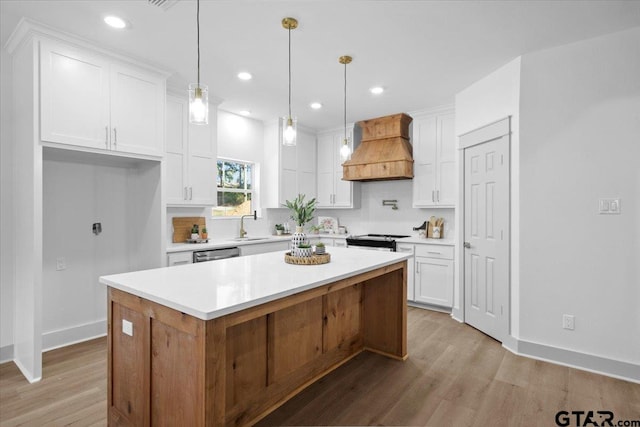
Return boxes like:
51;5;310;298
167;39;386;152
263;122;317;208
165;95;217;206
412;109;456;207
40;40;165;157
316;128;358;208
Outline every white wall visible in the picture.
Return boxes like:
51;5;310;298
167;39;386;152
518;27;640;366
0;46;14;361
454;57;521;329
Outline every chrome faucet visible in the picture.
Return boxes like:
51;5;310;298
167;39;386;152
239;210;257;238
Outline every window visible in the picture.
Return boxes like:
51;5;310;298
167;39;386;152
212;159;253;217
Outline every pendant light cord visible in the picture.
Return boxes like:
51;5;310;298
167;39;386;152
197;0;200;86
344;61;347;142
288;25;292;119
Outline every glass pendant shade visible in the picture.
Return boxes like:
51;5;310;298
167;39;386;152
281;116;297;146
189;83;209;125
340;138;351;162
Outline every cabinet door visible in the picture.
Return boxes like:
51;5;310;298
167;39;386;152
436;113;456;206
40;40;110;149
110;63;164;157
297;132;317;200
167;251;193;266
166;97;188;204
412;117;437;207
316;134;335;207
188;116;216;205
415;257;453;307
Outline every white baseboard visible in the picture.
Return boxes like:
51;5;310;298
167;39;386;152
42;319;107;352
0;344;14;364
13;357;41;383
506;338;639;384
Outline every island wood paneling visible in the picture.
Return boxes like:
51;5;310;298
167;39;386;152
151;319;205;426
226;316;268;410
110;303;149;426
107;261;407;427
324;283;363;353
268;298;323;384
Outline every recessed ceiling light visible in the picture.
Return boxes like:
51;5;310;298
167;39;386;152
104;15;127;29
310;102;322;110
237;72;252;81
239;110;251;116
370;86;384;95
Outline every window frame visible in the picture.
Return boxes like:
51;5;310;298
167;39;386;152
213;158;255;218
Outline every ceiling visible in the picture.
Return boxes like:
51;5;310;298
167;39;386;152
2;1;639;131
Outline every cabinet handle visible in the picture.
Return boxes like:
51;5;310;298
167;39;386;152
427;251;441;255
416;262;420;274
431;190;434;202
113;127;117;146
436;190;439;202
189;187;193;200
105;126;109;148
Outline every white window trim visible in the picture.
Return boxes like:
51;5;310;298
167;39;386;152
213;158;260;219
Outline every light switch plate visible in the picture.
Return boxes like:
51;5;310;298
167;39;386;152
599;198;621;214
122;319;133;336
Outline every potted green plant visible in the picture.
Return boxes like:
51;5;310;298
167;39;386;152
190;224;199;241
284;194;317;250
294;243;313;257
201;226;208;239
275;224;285;235
309;225;322;234
315;241;326;255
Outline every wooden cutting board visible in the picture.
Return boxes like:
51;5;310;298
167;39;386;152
172;217;206;243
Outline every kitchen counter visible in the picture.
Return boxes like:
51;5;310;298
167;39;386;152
101;247;410;320
397;236;455;245
166;233;348;253
105;247;408;426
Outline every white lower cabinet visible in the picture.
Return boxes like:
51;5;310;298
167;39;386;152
239;241;290;256
399;242;454;308
167;251;193;266
396;244;415;301
414;244;454;308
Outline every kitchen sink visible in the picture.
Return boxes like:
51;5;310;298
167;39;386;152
232;237;270;241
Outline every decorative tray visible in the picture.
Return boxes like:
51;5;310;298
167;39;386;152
284;252;331;265
185;238;209;243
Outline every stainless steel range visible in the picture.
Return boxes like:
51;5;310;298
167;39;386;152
345;234;410;252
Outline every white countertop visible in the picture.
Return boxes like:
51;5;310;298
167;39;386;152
101;247;411;321
397;236;455;246
166;233;348;253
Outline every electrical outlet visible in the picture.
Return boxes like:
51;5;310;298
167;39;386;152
562;314;575;330
122;319;133;336
56;257;66;271
599;198;621;214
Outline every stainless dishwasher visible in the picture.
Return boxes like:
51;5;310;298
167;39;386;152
192;247;240;263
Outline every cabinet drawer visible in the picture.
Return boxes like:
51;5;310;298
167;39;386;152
167;251;193;266
415;244;453;260
396;243;415;254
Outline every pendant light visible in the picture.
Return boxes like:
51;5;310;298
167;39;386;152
339;55;352;161
189;0;208;125
281;17;298;146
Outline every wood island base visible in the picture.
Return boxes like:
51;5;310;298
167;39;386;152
107;261;407;426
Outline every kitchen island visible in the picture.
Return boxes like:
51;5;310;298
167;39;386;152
100;247;410;426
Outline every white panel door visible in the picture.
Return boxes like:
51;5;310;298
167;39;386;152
40;41;110;149
110;64;164;156
464;134;510;342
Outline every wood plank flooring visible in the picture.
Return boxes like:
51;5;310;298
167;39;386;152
1;308;638;426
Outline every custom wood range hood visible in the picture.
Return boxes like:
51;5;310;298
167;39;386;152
342;113;414;181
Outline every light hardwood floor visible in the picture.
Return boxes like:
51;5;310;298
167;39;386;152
1;308;638;426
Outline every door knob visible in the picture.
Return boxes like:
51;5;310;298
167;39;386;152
464;242;471;249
